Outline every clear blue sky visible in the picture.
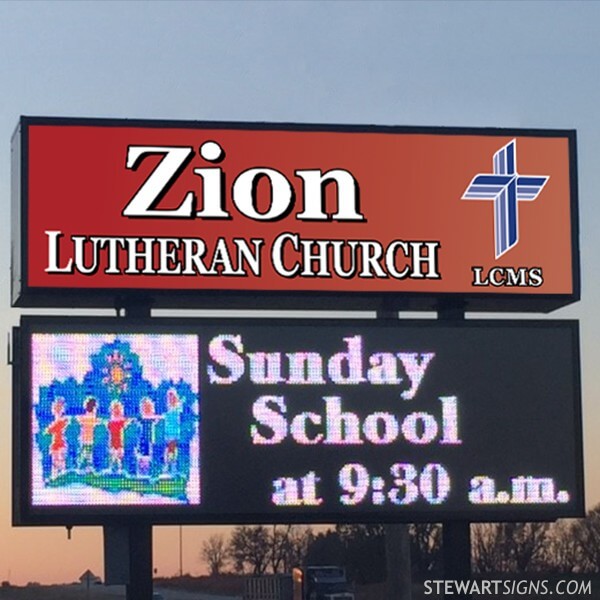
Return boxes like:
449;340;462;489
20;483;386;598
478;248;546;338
0;0;599;584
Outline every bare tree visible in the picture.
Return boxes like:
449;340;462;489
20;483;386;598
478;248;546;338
507;522;550;572
269;525;289;574
280;525;314;572
410;523;442;575
472;523;505;573
336;524;386;584
228;525;271;575
201;534;228;576
225;525;314;575
472;523;550;573
571;505;600;572
541;521;582;573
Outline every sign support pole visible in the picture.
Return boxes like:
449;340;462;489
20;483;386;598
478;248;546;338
126;523;153;600
103;523;154;600
438;303;471;599
443;523;471;599
384;522;412;600
122;299;154;600
378;307;412;600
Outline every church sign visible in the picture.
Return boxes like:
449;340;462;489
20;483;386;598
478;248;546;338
13;316;583;525
12;117;578;311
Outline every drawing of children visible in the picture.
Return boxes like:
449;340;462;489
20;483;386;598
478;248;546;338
150;414;165;480
123;419;141;477
138;397;158;476
78;396;98;471
65;414;81;472
93;420;110;472
47;398;68;479
163;388;182;475
39;430;52;483
108;400;127;472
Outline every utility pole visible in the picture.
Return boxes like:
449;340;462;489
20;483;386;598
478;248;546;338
179;525;183;577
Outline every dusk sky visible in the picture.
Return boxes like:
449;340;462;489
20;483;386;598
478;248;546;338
1;0;599;585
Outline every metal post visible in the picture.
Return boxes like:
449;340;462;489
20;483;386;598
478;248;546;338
443;522;471;599
385;524;412;600
377;307;412;600
116;300;154;600
126;523;153;600
179;525;183;577
437;303;471;598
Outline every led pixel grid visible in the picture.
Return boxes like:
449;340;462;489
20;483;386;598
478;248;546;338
31;333;200;506
14;317;582;525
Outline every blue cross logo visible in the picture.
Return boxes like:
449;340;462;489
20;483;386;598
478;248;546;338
462;139;549;258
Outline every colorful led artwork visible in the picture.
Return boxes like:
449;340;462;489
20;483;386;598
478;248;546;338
31;333;200;506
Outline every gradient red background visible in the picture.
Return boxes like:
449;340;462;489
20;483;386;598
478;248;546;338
24;123;575;295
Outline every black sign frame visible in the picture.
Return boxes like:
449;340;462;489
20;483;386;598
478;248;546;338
12;116;580;313
13;316;584;526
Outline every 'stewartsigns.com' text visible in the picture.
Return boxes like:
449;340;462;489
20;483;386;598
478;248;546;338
424;579;592;596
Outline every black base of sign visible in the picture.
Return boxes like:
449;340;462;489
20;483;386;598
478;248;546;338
444;521;472;599
104;523;153;600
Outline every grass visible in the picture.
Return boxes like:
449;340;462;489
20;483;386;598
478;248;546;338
48;472;187;499
0;584;121;600
2;574;600;600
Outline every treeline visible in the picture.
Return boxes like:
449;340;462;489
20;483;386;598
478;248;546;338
200;505;600;582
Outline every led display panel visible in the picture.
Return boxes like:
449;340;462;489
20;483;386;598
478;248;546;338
13;317;583;525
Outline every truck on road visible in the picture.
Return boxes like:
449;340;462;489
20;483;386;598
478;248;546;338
244;566;354;600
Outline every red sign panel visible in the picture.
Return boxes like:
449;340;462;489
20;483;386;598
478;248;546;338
12;117;579;311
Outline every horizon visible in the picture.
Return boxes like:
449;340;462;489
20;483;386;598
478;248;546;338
1;0;599;586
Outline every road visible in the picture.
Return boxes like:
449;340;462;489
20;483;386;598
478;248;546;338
101;586;241;600
156;590;240;600
0;585;242;600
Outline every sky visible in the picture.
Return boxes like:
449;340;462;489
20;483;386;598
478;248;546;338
1;0;600;586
